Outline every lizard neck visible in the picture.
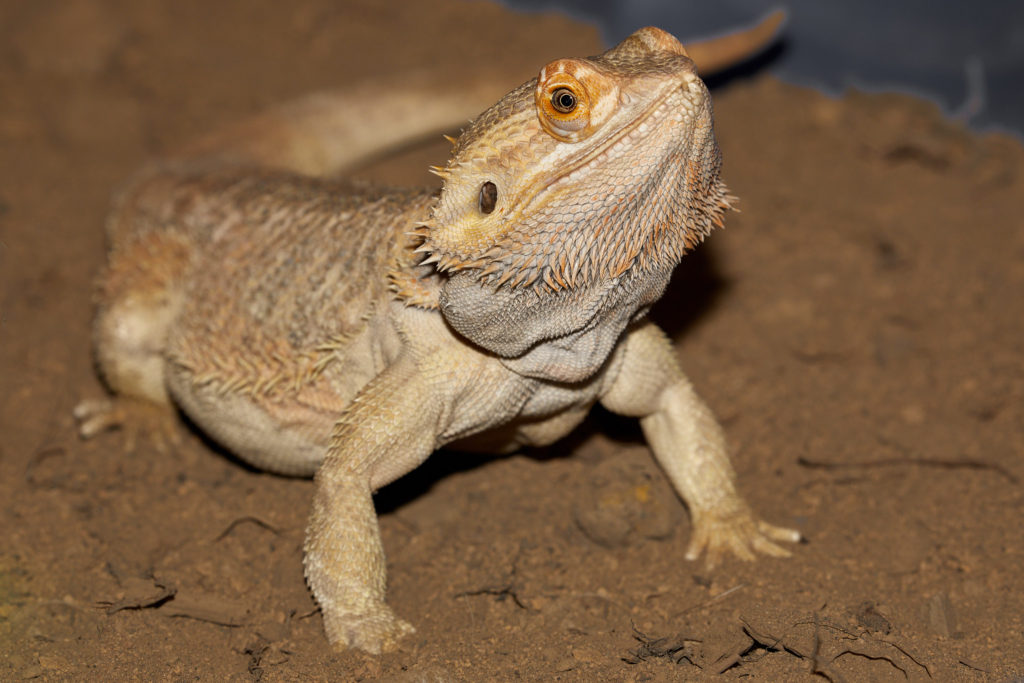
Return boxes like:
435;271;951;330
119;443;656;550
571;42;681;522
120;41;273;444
438;263;674;383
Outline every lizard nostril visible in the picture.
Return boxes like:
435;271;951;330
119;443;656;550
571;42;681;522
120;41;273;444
478;181;498;214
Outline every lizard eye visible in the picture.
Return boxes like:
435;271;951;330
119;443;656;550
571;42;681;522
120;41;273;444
478;181;497;214
534;61;618;143
550;88;578;113
537;73;589;142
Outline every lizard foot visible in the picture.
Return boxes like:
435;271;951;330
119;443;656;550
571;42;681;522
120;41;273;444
322;605;415;654
73;396;181;453
685;501;801;569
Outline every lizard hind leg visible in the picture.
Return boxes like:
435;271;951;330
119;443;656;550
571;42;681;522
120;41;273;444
75;228;192;450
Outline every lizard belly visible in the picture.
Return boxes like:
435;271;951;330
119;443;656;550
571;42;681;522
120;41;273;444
168;371;330;476
442;366;607;455
165;312;401;477
507;379;604;448
447;406;594;454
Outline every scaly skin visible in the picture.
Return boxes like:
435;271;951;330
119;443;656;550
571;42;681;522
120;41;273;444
78;26;799;654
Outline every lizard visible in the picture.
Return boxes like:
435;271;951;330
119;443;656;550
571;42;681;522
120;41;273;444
75;19;799;654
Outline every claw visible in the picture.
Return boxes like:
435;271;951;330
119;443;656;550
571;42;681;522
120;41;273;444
322;605;415;654
685;504;800;569
73;396;181;453
73;398;122;438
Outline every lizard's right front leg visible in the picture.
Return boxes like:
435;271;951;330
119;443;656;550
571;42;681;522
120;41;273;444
303;355;442;654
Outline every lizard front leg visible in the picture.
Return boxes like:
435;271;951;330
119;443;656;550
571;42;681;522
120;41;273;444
600;322;800;566
304;355;442;654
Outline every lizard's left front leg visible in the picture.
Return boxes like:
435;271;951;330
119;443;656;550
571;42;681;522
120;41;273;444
304;355;442;654
600;322;800;566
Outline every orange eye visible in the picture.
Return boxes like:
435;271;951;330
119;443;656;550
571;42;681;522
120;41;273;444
536;70;591;142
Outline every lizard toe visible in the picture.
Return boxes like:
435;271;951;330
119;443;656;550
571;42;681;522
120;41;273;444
323;606;415;654
685;504;799;569
73;396;181;453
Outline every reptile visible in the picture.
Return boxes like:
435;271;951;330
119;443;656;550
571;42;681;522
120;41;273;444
76;16;799;654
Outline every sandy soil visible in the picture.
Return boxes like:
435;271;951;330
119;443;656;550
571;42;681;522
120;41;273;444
2;1;1023;680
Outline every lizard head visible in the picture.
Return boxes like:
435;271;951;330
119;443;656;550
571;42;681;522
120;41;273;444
414;27;733;370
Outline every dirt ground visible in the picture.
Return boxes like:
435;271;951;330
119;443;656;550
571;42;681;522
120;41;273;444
2;1;1023;680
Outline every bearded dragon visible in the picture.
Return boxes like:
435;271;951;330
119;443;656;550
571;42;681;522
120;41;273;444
76;18;798;654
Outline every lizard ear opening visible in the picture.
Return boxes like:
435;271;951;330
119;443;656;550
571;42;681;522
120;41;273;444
478;181;497;214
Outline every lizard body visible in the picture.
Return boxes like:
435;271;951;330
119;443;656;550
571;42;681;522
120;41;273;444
78;25;798;653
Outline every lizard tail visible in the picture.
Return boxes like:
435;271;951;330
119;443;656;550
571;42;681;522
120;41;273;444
684;9;786;75
169;13;785;178
171;69;513;177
